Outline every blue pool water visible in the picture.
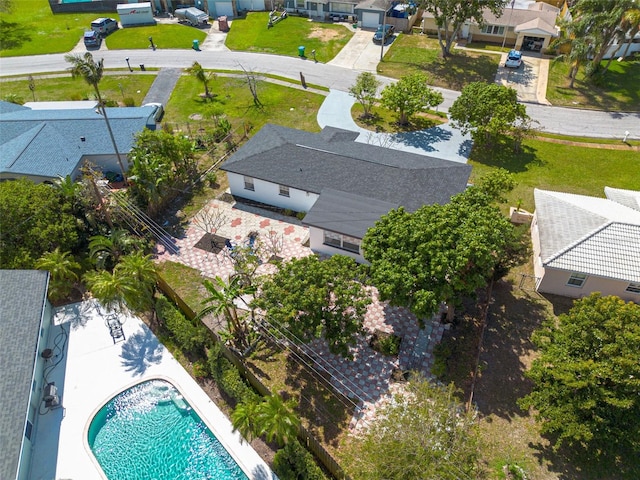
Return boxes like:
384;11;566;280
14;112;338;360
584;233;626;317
88;379;248;480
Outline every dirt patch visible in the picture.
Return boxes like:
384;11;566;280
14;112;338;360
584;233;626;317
308;27;341;41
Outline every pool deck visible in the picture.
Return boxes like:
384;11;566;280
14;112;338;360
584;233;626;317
29;300;276;480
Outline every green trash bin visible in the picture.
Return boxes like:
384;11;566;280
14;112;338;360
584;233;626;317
298;45;305;57
192;39;200;51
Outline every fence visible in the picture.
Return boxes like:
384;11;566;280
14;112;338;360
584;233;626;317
156;275;350;480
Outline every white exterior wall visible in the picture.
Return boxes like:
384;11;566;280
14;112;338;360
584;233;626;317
308;227;367;263
237;0;266;12
537;268;640;304
226;172;319;212
530;213;545;282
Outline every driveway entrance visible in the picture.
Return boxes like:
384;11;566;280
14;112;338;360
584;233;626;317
495;52;551;105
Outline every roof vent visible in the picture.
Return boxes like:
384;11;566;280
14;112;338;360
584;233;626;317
80;136;86;142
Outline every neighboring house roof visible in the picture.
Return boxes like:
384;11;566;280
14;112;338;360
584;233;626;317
482;6;559;29
534;188;640;283
0;270;49;480
514;16;558;36
0;101;154;180
302;188;399;238
221;124;471;213
355;0;388;12
605;186;640;212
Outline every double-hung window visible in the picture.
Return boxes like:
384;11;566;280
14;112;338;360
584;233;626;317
243;176;255;191
323;231;361;254
279;185;290;197
567;272;587;287
481;24;505;35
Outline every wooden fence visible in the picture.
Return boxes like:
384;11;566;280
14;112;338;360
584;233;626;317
156;274;349;480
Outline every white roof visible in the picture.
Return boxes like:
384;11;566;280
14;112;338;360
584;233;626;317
23;101;98;110
535;188;640;283
605;186;640;212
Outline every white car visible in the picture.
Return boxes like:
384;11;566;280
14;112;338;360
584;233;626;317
143;103;164;123
505;49;522;68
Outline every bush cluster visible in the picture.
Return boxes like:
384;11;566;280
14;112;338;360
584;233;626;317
273;441;328;480
207;343;259;404
156;296;210;355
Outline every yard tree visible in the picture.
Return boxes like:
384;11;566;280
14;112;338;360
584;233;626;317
519;293;640;456
187;61;215;98
448;82;532;151
349;72;381;118
550;22;594;89
0;178;80;269
232;394;300;447
89;228;146;271
35;248;81;302
345;376;479;479
380;73;443;126
253;255;371;358
362;170;524;323
422;0;507;57
116;251;158;322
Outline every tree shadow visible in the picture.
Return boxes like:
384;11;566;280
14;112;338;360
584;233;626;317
391;125;453;152
470;141;541;173
54;300;99;330
472;280;548;419
251;463;277;480
0;19;32;50
538;292;575;317
120;328;164;376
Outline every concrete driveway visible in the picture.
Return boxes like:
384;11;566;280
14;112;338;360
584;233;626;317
495;52;551;105
328;28;392;72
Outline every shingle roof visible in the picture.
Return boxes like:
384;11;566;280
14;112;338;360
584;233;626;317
0;270;49;480
534;189;640;282
303;188;399;238
221;124;471;213
514;16;558;35
0;101;154;180
605;186;640;212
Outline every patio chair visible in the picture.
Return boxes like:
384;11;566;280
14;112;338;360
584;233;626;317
106;316;126;344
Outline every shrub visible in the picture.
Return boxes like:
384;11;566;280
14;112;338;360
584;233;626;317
431;341;451;378
273;441;328;480
192;360;209;378
205;171;217;187
156;296;210;354
207;345;259;404
296;211;306;220
2;93;24;105
123;97;136;107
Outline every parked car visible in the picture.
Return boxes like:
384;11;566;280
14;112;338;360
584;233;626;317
83;30;102;49
91;18;119;36
143;103;165;123
505;49;522;68
373;24;394;44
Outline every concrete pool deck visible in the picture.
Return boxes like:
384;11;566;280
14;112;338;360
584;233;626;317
29;300;275;480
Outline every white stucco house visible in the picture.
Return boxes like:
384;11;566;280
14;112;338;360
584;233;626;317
531;187;640;303
220;124;472;263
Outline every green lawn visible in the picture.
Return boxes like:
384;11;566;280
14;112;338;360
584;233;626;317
225;12;352;61
469;140;640;211
378;33;500;90
546;57;640;111
0;74;156;106
104;24;206;50
167;74;325;132
351;103;446;132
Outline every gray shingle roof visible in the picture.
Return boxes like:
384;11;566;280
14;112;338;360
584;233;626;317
221;124;471;212
0;101;153;180
303;188;399;238
534;189;640;282
0;270;49;480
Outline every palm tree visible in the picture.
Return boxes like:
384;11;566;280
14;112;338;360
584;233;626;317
255;395;300;447
35;248;81;302
198;276;256;351
84;269;138;315
89;228;145;270
65;52;127;183
231;399;259;443
551;29;593;88
620;7;640;59
115;252;158;322
187;61;215;98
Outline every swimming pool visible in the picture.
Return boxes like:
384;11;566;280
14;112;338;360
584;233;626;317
88;379;249;480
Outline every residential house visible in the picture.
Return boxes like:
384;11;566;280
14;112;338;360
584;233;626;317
531;188;640;303
0;101;156;183
220;124;471;262
0;270;53;480
422;1;561;51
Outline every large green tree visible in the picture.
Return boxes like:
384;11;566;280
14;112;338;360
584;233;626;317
349;72;381;118
0;178;80;269
448;82;532;151
380;73;443;126
253;255;371;358
345;376;479;479
519;294;640;456
362;171;525;322
422;0;507;57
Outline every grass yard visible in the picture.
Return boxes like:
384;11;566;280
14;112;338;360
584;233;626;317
0;0;108;56
351;103;446;132
0;73;156;106
378;33;500;90
469;139;640;211
166;74;325;133
546;57;640;111
104;24;206;50
225;12;352;61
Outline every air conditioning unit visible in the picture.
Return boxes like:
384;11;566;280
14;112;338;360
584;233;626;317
43;383;60;408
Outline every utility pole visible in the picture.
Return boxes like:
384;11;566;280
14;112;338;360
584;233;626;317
501;0;515;50
380;1;388;61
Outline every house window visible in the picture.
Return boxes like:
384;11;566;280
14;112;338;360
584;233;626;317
279;185;290;197
25;421;33;441
243;176;255;191
323;231;361;254
626;282;640;294
295;0;304;7
567;272;587;287
481;24;505;35
331;2;352;13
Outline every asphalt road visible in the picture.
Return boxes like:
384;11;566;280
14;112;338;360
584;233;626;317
1;49;638;139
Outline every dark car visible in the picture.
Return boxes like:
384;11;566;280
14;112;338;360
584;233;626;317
83;30;102;49
373;24;394;44
91;18;118;36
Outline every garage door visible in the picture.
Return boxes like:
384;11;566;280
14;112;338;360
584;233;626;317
362;11;379;28
215;2;235;17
